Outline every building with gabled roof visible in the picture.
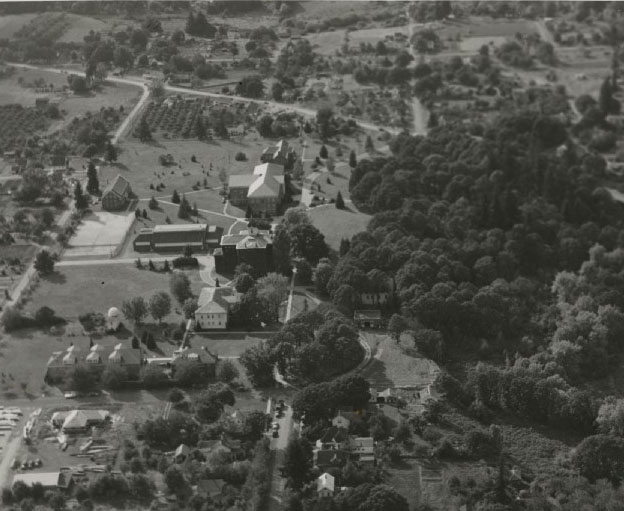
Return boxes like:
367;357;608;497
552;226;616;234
313;449;349;470
13;472;74;491
102;175;132;211
133;224;222;253
316;426;349;450
260;139;292;166
194;287;240;329
317;473;335;498
51;409;110;434
228;163;285;217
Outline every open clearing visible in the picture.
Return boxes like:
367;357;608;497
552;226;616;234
189;335;263;358
0;13;39;39
359;334;440;389
308;205;370;251
24;264;202;322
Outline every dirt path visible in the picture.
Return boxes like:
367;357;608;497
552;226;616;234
0;434;22;490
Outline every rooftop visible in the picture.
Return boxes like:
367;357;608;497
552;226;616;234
104;175;131;197
153;224;208;233
196;287;240;314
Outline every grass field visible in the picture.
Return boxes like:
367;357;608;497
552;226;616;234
0;13;39;39
308;205;370;251
56;13;110;43
359;334;440;389
110;137;275;201
436;18;537;41
189;335;263;358
24;264;202;323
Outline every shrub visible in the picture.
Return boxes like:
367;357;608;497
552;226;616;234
234;152;247;161
34;306;63;327
168;388;185;403
2;307;34;332
172;257;199;268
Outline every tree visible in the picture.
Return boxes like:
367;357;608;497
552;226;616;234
106;141;117;162
597;398;624;437
142;365;168;388
149;292;171;323
171;190;180;204
313;259;333;296
121;297;148;326
164;466;185;494
182;297;199;319
319;145;328;159
235;272;255;293
256;273;290;323
257;115;274;138
86;160;99;194
365;135;374;152
272;225;292;275
283;438;312;489
101;365;128;390
349;150;357;168
216;360;239;383
178;194;192;219
573;434;624;484
599;76;620;115
148;196;158;209
240;344;275;387
316;107;334;140
74;181;88;210
235;75;265;98
34;250;55;275
138;117;152;142
361;485;409;511
289;223;328;264
272;81;284;101
388;314;408;341
170;272;192;304
336;191;345;209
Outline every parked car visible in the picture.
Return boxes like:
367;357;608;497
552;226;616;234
272;430;279;438
272;422;280;430
64;391;78;399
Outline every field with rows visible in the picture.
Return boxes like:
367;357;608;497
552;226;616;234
0;105;49;151
137;99;206;139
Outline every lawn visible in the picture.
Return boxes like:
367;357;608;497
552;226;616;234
359;334;440;389
189;335;264;358
109;136;275;202
24;264;203;323
308;205;371;252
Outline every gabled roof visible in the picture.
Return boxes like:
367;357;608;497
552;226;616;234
13;472;64;488
314;449;349;468
198;478;225;495
103;175;131;198
175;444;190;458
228;174;257;188
319;426;349;444
236;235;268;250
196;287;240;314
317;472;335;492
354;310;382;320
62;409;109;430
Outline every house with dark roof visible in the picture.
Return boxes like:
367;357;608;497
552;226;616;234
315;427;349;450
171;346;218;379
195;287;240;330
228;163;285;217
312;449;349;470
102;175;132;211
353;310;384;329
214;228;273;275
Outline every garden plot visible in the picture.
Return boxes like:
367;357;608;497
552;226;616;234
0;105;49;151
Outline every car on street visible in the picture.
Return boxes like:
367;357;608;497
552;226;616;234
272;430;279;438
272;422;280;430
64;391;78;399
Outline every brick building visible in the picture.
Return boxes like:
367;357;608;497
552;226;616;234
228;162;285;217
214;229;273;276
133;224;222;253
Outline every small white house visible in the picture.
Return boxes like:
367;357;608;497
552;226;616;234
107;307;121;331
317;473;335;498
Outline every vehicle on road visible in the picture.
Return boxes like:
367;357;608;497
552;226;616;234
272;422;280;430
272;430;279;438
64;391;78;399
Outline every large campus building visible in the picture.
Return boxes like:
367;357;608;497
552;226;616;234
194;287;240;330
228;162;285;217
133;224;222;253
45;343;142;384
214;229;274;276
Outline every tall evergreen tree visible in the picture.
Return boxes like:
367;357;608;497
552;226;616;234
106;141;117;162
172;190;181;204
178;194;192;219
335;191;345;209
349;150;357;168
86;160;99;194
74;181;88;210
196;116;207;141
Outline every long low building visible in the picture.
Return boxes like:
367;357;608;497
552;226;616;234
133;224;222;253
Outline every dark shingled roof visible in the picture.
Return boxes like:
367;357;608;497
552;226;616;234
103;175;131;198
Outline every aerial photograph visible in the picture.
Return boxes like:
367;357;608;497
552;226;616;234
0;0;622;510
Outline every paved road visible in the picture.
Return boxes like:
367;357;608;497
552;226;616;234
8;62;404;136
268;404;295;511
